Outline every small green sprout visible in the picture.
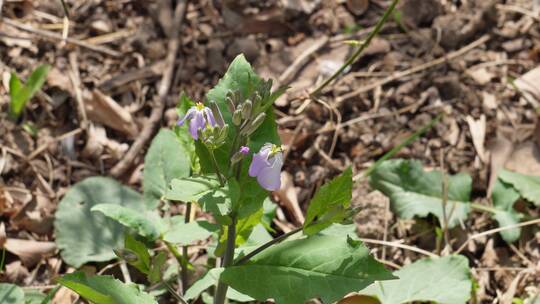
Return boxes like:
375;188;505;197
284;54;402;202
8;64;50;120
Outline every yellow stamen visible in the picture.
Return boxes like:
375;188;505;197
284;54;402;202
195;102;205;111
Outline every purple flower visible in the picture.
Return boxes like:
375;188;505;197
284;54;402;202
177;103;217;140
249;143;283;191
239;146;250;155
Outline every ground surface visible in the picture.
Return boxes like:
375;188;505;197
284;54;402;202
1;0;540;303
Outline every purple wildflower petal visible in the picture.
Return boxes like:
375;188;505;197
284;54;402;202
177;108;196;126
257;154;283;191
189;111;205;140
204;108;217;127
249;144;272;177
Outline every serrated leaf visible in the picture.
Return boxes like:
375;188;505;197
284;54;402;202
54;177;145;267
370;159;471;228
163;220;219;245
184;268;254;302
499;169;540;206
491;178;522;243
0;283;24;304
9;64;50;119
304;167;353;235
360;255;472;304
91;204;160;240
143;129;191;209
220;235;394;304
57;272;157;304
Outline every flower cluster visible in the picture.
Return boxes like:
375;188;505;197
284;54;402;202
178;100;283;191
177;102;228;149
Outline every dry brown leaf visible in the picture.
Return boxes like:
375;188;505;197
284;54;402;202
466;115;488;163
346;0;369;16
487;135;513;195
5;261;29;283
505;141;540;175
84;89;139;138
47;67;73;92
4;238;56;267
468;68;494;85
482;91;497;110
53;286;79;304
0;222;5;248
514;66;540;107
275;172;305;225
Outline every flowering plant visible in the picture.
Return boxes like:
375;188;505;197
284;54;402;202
51;55;394;304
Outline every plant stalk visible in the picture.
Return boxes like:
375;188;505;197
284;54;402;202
214;217;237;304
234;227;303;266
209;148;225;186
181;202;192;293
310;0;399;96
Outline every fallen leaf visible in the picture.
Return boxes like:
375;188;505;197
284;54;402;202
346;0;370;16
466;115;488;163
4;238;56;267
487;135;513;195
468;68;494;85
482;91;497;110
505;141;540;175
514;66;540;107
84;89;139;138
275;172;305;225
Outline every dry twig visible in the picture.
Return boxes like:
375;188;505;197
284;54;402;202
336;35;491;103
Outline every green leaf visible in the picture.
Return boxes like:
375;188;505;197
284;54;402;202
360;255;472;304
185;268;254;302
491;179;522;243
122;234;151;274
303;167;353;235
54;177;146;267
220;235;395;304
9;65;50;119
166;175;221;202
147;251;167;284
22;289;46;304
91;204;160;240
499;169;540;206
369;159;471;228
0;283;24;304
57;272;157;304
143;129;191;209
163;220;219;245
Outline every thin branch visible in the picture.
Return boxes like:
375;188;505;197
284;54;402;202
310;0;399;96
359;238;439;258
336;34;490;103
1;18;120;57
234;227;303;266
455;218;540;254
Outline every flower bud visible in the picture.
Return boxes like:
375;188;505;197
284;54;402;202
242;100;252;119
209;100;225;127
226;96;235;113
241;112;266;135
232;109;242;126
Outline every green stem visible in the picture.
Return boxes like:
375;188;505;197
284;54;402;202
209;148;225;186
214;217;237;304
181;202;192;292
165;241;184;266
234;227;303;266
470;202;498;214
357;112;443;181
310;0;400;97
